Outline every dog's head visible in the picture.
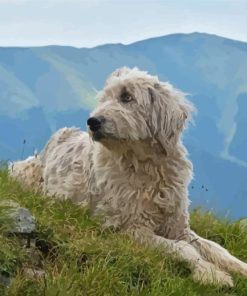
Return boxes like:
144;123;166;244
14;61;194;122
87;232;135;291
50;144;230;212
88;67;194;151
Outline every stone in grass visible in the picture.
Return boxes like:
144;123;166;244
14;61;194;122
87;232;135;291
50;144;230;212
0;200;45;284
0;273;12;287
0;200;36;234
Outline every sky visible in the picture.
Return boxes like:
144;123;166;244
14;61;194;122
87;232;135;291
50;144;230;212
0;0;247;47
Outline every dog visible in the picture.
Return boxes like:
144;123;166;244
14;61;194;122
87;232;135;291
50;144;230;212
10;67;247;287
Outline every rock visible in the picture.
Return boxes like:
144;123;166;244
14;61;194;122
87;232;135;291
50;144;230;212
0;273;12;287
0;200;36;234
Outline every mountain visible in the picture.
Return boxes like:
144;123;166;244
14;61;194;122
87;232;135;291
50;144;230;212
0;33;247;219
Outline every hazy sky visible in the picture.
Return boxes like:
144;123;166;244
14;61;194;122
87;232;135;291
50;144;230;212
0;0;247;47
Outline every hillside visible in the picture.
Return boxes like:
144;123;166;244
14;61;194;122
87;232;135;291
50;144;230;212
0;170;247;295
1;33;247;218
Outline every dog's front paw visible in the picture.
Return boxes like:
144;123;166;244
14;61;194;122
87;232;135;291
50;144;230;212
192;262;233;287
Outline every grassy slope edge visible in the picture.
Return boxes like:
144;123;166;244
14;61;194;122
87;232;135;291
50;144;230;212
0;169;247;296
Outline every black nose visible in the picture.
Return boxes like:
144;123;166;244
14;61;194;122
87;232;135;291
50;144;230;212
87;117;102;132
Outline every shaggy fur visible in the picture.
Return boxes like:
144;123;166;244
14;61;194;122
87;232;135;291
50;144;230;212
10;67;247;287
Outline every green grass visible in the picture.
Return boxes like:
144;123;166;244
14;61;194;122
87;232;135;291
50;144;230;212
0;169;247;296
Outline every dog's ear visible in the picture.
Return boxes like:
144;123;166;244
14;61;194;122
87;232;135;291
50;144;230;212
149;82;195;150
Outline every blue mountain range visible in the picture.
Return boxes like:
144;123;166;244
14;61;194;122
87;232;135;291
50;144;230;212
0;33;246;219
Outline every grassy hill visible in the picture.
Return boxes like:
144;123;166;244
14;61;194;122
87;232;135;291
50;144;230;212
0;169;247;296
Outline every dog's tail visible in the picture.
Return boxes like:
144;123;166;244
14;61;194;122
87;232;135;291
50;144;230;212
8;155;43;191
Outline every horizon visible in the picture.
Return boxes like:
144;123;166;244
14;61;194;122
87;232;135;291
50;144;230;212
0;0;247;47
0;32;246;49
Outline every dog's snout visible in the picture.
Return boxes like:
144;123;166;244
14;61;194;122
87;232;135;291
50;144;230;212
87;117;103;132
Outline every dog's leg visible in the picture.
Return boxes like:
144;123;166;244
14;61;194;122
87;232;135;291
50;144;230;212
133;230;233;287
189;230;247;277
9;156;43;192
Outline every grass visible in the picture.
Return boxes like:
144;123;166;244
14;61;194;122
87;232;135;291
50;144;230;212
0;169;247;296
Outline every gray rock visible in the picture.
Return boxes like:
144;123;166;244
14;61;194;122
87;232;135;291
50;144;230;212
0;273;12;287
0;200;36;234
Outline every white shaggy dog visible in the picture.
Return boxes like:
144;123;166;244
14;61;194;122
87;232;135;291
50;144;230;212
10;67;247;287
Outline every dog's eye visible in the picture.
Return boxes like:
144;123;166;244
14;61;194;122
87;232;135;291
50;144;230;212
120;92;133;103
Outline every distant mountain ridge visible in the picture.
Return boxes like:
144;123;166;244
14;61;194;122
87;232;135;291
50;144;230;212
0;32;247;218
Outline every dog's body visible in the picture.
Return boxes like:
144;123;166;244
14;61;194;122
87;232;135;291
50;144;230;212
10;67;247;286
